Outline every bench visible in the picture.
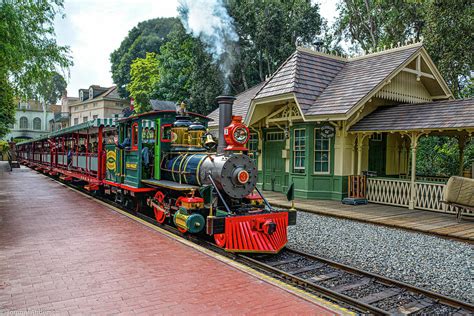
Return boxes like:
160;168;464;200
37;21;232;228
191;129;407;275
441;176;474;222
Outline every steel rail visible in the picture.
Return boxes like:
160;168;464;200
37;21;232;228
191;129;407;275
238;254;389;315
286;247;474;313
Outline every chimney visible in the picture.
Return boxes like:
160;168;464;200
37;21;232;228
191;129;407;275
216;95;236;154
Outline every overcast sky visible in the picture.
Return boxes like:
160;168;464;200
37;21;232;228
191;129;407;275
54;0;338;98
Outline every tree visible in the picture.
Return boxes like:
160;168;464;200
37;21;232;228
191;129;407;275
35;71;67;105
0;0;71;139
156;24;223;114
225;0;323;91
110;17;179;98
127;52;160;113
334;0;472;97
0;1;72;93
0;75;15;139
334;0;424;54
423;1;473;97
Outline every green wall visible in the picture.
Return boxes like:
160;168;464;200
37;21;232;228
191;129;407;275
259;123;348;201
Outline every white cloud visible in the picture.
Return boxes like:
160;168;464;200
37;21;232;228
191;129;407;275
55;0;179;97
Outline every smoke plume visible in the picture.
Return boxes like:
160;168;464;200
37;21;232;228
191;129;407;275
178;0;239;93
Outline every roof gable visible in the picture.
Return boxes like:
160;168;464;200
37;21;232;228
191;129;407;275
305;44;422;116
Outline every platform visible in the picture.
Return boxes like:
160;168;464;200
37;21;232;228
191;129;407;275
264;191;474;242
0;162;346;315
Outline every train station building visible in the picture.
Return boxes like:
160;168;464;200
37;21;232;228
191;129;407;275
209;42;474;213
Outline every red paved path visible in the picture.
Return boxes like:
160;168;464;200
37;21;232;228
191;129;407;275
0;165;342;315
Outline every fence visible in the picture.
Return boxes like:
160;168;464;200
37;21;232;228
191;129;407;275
366;177;471;215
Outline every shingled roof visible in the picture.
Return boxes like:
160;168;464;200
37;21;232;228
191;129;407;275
349;98;474;132
208;82;265;127
255;43;425;116
255;48;345;112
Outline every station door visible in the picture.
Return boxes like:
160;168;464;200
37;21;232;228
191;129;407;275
263;131;286;192
368;134;387;176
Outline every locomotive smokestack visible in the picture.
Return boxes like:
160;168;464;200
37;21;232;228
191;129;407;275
216;95;236;154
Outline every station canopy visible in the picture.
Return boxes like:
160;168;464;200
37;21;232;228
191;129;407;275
349;98;474;133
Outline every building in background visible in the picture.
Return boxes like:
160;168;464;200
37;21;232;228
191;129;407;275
69;85;129;126
49;90;79;131
4;100;54;141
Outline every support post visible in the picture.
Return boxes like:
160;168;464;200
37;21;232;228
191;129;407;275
357;134;363;175
408;132;419;210
457;134;467;176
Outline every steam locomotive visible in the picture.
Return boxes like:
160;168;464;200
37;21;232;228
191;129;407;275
17;96;296;253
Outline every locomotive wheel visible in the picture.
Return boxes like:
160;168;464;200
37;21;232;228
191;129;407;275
214;233;226;248
154;207;166;224
153;191;167;224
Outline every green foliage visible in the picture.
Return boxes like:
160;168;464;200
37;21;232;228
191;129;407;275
335;0;424;54
0;0;72;139
156;24;223;114
0;140;9;158
423;1;473;97
127;53;160;113
0;0;72;93
334;0;472;98
35;71;67;106
416;136;474;176
0;74;15;139
110;17;179;98
228;0;323;90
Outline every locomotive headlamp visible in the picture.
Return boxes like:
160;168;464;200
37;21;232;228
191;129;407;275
224;116;250;151
233;127;248;144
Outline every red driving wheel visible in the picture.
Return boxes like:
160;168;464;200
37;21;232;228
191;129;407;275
214;233;226;248
153;191;167;224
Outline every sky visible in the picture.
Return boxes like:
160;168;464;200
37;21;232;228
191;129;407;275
54;0;338;98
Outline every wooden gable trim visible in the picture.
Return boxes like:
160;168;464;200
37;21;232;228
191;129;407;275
343;47;453;130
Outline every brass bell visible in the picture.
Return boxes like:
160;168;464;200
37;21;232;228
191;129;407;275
203;133;217;150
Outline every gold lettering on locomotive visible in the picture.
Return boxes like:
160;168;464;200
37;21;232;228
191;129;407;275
126;162;137;170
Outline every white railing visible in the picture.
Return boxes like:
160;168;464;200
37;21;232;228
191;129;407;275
367;177;472;216
366;178;410;207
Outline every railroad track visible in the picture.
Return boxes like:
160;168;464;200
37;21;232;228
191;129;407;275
240;248;474;315
40;173;474;315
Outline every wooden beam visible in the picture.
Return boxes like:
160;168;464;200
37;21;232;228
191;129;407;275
402;67;435;79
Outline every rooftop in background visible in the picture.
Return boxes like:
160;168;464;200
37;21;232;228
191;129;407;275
77;85;125;103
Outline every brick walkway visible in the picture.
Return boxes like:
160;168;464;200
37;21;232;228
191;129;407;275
264;191;474;242
0;163;344;315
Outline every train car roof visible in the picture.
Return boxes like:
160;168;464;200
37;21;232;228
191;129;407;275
117;110;213;123
17;118;118;145
49;118;118;138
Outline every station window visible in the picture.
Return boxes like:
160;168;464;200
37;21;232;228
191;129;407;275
248;133;259;162
74;118;79;125
293;129;305;173
266;131;285;141
314;128;330;174
131;122;138;150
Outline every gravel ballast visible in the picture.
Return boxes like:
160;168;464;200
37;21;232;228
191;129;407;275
287;211;474;304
